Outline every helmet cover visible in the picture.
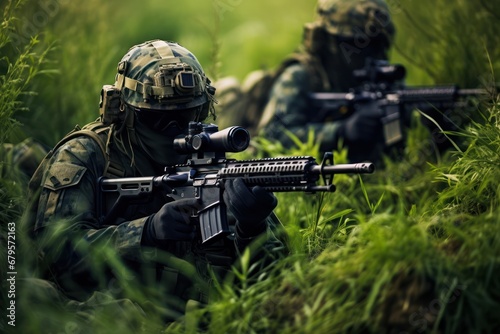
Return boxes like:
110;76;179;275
115;40;214;114
316;0;395;43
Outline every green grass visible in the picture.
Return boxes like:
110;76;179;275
2;0;500;333
198;104;500;334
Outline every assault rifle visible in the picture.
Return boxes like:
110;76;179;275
97;122;374;244
309;58;487;149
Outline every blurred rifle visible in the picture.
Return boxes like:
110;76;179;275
97;122;374;244
309;58;488;150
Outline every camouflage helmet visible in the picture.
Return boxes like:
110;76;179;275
114;40;215;117
316;0;395;43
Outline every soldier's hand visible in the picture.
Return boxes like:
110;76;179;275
142;198;200;247
223;178;277;238
341;101;384;143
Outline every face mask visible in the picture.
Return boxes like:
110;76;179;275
135;108;199;133
134;117;187;166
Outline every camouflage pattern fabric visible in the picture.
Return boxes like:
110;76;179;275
316;0;395;42
214;52;329;137
116;40;213;112
213;71;276;135
16;277;153;332
258;63;343;152
1;138;47;183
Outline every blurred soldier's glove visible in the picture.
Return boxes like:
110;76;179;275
223;178;277;238
339;101;383;143
142;198;200;247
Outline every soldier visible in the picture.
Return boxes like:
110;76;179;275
257;0;396;162
23;40;286;323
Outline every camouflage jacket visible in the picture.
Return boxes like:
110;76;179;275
258;62;344;153
25;122;287;307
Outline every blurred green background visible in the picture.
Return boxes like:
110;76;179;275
6;0;500;147
8;0;316;145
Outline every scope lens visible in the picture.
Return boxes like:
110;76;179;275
229;127;250;151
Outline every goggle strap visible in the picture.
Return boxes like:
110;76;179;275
117;74;202;102
151;40;175;59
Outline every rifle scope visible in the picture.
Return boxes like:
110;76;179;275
174;122;250;153
353;60;406;84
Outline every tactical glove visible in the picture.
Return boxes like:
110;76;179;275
223;178;277;238
340;101;383;143
142;198;200;248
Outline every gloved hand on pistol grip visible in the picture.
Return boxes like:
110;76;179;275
340;101;383;143
141;198;200;247
223;178;277;238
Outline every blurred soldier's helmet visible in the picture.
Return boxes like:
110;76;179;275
114;40;215;130
315;0;395;47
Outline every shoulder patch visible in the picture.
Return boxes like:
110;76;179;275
43;163;87;191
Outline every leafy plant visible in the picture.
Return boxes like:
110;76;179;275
0;1;54;144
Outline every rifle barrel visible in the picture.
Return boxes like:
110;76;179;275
310;162;375;174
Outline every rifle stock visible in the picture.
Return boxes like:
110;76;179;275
98;122;374;244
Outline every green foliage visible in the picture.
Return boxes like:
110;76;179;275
433;99;500;214
0;1;54;144
0;0;53;234
390;0;500;88
1;1;54;332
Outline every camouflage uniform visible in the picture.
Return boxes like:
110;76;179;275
258;60;341;152
1;138;47;185
24;40;286;322
258;0;395;161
